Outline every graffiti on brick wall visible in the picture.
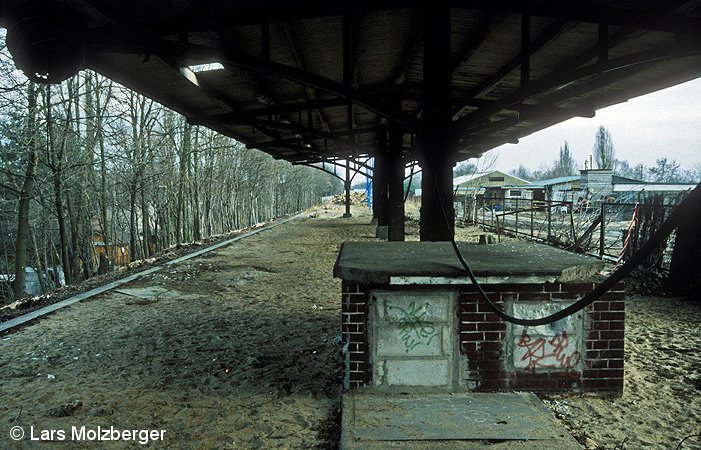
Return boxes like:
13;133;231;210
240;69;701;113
391;301;439;353
516;328;581;370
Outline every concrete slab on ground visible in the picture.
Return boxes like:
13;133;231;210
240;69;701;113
341;392;582;449
334;242;605;285
115;286;169;300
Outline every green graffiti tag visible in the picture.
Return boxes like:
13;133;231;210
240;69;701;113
390;301;440;353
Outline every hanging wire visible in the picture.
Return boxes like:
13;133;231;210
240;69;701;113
428;155;701;326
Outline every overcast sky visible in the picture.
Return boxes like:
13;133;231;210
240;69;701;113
483;76;701;174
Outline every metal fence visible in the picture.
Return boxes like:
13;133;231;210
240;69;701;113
458;195;678;267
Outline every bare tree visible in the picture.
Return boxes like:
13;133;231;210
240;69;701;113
453;160;477;177
0;63;340;303
648;158;682;183
554;141;577;177
509;164;534;181
616;159;645;181
12;82;38;299
593;126;615;170
43;83;74;285
693;164;701;183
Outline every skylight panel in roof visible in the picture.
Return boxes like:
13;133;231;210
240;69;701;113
188;63;225;73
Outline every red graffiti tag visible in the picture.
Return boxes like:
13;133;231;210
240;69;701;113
517;329;582;370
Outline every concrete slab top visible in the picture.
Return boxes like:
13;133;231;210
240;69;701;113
334;242;605;285
341;391;582;449
115;286;170;300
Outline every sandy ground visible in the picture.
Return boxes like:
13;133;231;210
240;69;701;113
1;204;375;449
1;203;700;449
550;295;701;449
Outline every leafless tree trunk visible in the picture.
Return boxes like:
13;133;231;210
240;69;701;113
176;121;191;243
44;84;74;286
191;127;202;241
12;82;38;299
96;78;113;270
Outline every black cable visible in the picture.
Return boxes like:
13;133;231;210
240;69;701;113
676;433;701;450
613;437;629;450
428;157;701;326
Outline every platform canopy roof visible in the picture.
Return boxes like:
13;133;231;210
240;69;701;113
1;0;700;166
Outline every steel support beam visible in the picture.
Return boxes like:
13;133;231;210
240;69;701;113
388;126;405;241
452;19;566;117
189;113;352;147
238;98;348;117
454;40;701;135
343;158;353;218
304;161;345;182
89;38;417;130
668;183;701;291
275;22;338;148
82;1;701;42
451;12;504;72
373;130;389;228
419;1;454;241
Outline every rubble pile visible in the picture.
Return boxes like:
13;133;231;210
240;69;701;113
332;191;367;206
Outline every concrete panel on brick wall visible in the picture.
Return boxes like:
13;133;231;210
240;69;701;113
374;291;453;323
376;324;443;356
508;301;585;371
384;359;450;387
511;302;582;336
370;290;459;388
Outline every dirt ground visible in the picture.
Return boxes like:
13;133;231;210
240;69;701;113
1;203;700;449
550;294;701;449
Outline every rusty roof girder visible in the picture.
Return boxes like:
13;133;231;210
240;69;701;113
454;39;701;135
89;36;420;129
71;0;701;41
3;0;700;163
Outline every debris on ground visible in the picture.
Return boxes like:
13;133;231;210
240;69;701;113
332;191;367;205
1;204;700;449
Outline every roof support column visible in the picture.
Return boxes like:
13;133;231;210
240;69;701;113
343;157;352;218
388;126;405;241
372;129;389;230
419;0;455;241
668;186;701;293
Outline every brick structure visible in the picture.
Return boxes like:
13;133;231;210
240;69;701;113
341;281;625;395
335;242;624;396
341;283;372;390
458;281;625;395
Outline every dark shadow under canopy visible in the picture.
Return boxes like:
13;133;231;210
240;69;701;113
1;0;700;240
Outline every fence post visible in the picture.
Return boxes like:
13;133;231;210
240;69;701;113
482;197;486;228
462;195;467;223
530;198;534;239
633;201;640;252
569;204;576;243
547;201;552;241
496;214;500;241
600;202;606;258
515;197;519;235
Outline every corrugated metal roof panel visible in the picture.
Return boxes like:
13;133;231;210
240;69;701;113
2;1;696;164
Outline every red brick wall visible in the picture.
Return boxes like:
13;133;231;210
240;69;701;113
459;282;625;395
582;285;625;393
341;281;625;395
341;282;371;390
